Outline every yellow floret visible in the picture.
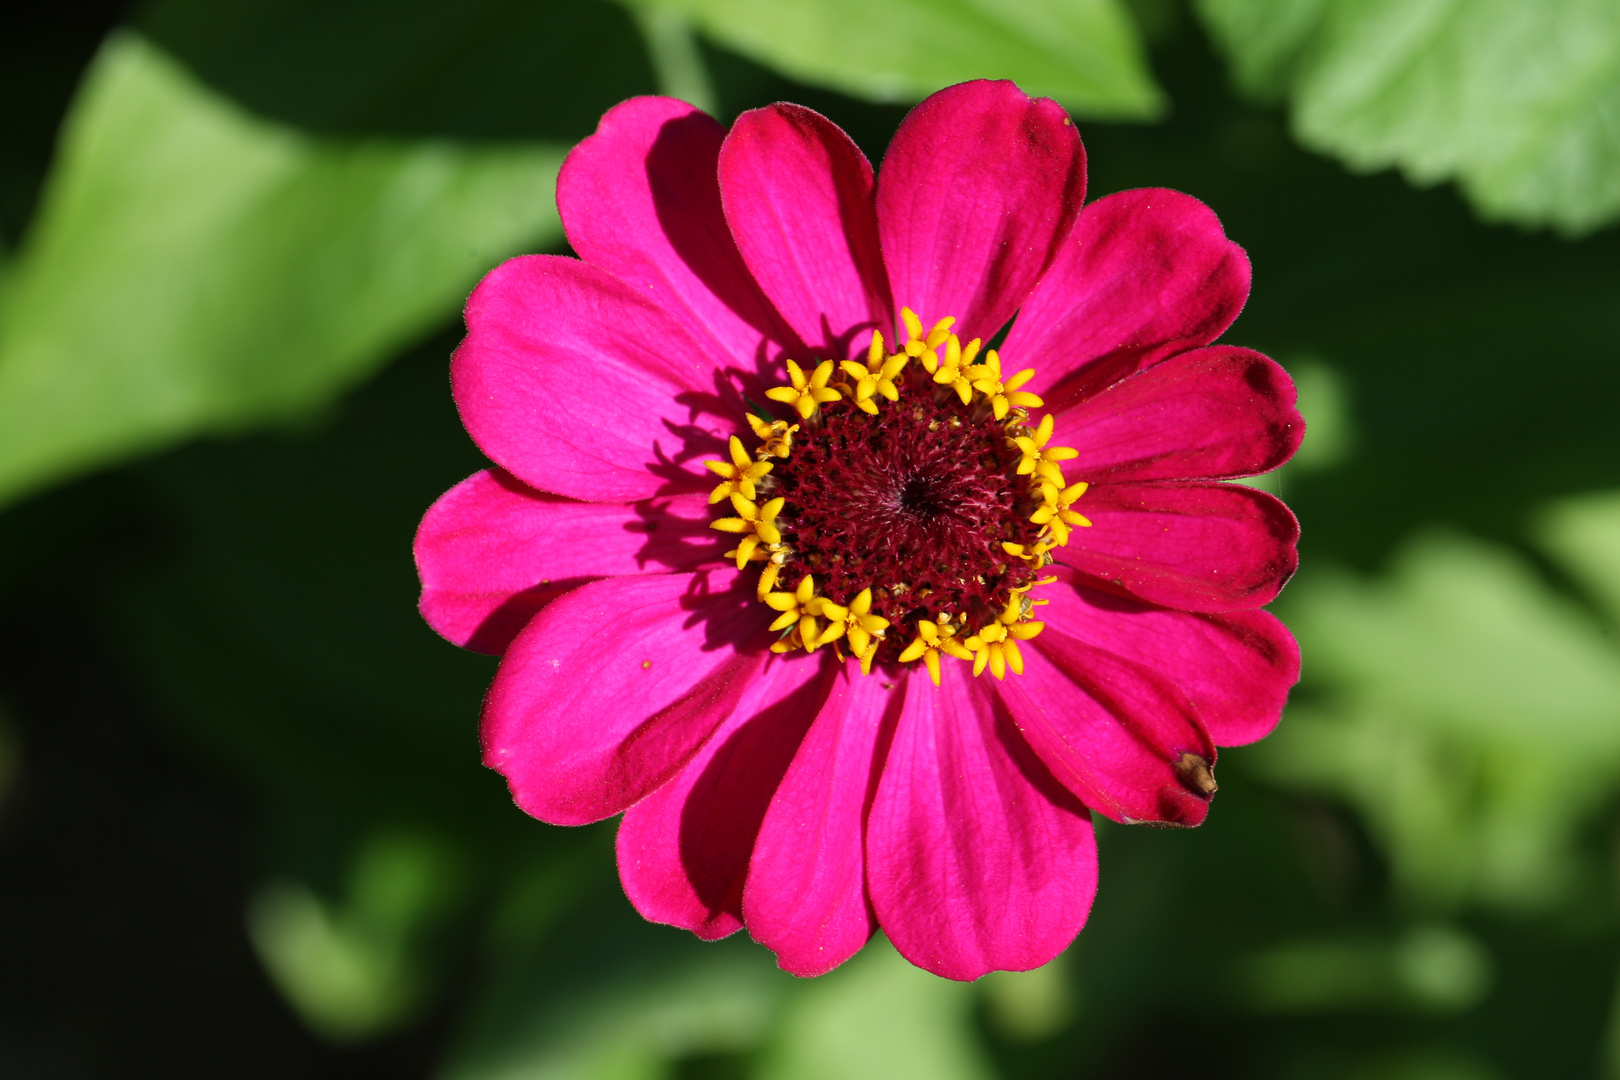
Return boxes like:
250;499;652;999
765;359;842;420
1014;413;1079;488
703;435;773;504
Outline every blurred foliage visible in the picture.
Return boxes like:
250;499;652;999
1;0;1619;1078
1264;529;1620;914
623;0;1165;119
1195;0;1620;234
0;35;567;508
753;938;989;1080
250;832;470;1042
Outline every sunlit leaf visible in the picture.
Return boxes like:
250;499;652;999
1196;0;1620;233
0;34;564;508
622;0;1166;119
1538;488;1620;625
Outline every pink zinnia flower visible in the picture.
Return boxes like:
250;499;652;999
416;81;1302;980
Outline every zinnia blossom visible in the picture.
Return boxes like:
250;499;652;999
416;80;1302;980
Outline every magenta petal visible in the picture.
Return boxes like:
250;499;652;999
866;664;1098;981
482;570;768;826
1042;573;1299;747
558;97;802;377
414;469;723;655
616;655;835;940
994;630;1217;827
744;669;904;976
1055;345;1303;482
719;104;890;359
877;81;1085;344
1005;188;1251;404
452;255;739;502
1058;481;1299;612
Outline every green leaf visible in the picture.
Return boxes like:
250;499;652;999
1259;531;1620;911
1195;0;1620;234
0;34;564;508
1538;488;1620;625
441;852;789;1080
754;937;991;1080
249;832;469;1043
621;0;1165;119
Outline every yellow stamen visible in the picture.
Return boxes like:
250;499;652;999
746;414;800;459
962;595;1045;680
1001;538;1057;566
838;334;909;415
1014;414;1079;487
895;618;974;686
899;307;955;371
806;596;849;648
855;640;880;675
1030;480;1092;545
931;334;981;405
765;359;842;420
769;624;807;654
839;588;891;663
970;349;1044;421
764;574;823;652
756;556;784;601
711;492;785;568
703;435;774;504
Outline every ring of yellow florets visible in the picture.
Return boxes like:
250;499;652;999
704;308;1092;686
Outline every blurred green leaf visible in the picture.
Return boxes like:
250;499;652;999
980;955;1077;1042
1286;357;1354;472
1539;488;1620;625
447;952;781;1080
0;34;564;508
1238;924;1493;1015
633;5;720;115
249;831;468;1043
621;0;1166;119
1260;531;1620;910
1195;0;1620;233
443;850;788;1080
754;936;990;1080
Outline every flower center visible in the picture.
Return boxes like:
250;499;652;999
705;309;1092;684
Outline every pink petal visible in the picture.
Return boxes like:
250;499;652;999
482;569;768;826
866;664;1098;981
451;255;741;503
616;655;836;940
1057;481;1299;612
744;669;905;976
1054;345;1303;482
558;97;802;384
1005;188;1251;406
1041;572;1300;747
718;104;890;360
993;630;1218;827
415;469;723;655
877;80;1085;345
